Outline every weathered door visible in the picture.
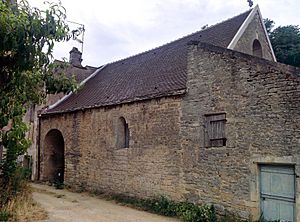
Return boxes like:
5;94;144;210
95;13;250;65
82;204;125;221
260;165;295;221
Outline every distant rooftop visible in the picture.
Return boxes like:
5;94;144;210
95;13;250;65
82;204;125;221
52;60;97;83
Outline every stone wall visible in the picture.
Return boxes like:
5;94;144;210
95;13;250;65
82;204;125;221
25;93;65;180
181;42;300;218
40;96;183;200
39;43;299;219
233;11;274;61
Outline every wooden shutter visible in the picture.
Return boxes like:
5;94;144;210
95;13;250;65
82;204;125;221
205;113;226;147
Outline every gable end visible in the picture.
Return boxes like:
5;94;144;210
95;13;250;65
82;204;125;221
227;5;276;61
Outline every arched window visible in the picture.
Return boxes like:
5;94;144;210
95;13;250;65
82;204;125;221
252;39;263;58
116;117;129;148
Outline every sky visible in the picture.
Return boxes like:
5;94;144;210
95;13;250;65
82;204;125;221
27;0;300;67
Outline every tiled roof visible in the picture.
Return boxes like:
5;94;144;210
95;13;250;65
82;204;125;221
45;9;251;115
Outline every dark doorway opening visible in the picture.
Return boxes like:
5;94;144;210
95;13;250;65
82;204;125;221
43;129;64;183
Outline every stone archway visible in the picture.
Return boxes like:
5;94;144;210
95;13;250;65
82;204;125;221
43;129;64;183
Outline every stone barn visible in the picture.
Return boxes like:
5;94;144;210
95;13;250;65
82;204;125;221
38;6;300;221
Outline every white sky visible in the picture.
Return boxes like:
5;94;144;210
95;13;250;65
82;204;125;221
27;0;300;67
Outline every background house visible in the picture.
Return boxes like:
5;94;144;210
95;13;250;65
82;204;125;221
38;6;299;221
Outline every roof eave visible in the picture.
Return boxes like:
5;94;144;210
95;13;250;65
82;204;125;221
41;88;187;117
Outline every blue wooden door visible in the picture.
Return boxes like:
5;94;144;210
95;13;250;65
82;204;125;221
260;165;295;221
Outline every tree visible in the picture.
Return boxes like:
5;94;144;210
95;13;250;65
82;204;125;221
263;18;275;34
270;25;300;67
0;0;76;206
264;19;300;67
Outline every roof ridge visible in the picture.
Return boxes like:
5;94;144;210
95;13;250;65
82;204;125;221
103;8;253;66
183;8;253;42
45;8;253;114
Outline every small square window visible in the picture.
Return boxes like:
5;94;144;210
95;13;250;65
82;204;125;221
204;113;226;147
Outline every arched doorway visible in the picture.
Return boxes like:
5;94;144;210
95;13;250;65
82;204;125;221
43;129;64;183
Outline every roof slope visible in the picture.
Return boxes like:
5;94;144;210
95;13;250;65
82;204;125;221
45;9;251;114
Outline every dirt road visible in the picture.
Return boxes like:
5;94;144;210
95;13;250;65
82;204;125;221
32;183;179;222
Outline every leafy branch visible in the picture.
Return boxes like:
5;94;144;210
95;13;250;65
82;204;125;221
0;0;77;207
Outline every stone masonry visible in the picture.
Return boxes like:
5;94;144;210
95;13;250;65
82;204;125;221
180;42;300;218
40;97;183;200
233;11;274;61
39;43;299;219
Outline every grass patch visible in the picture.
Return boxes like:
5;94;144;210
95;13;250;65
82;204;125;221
0;184;48;222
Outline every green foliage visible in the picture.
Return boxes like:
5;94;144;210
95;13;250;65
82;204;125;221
269;25;300;67
53;166;64;189
110;195;251;222
175;203;217;222
0;211;9;221
110;194;279;222
144;196;176;216
54;182;64;190
218;212;250;222
45;61;78;94
0;166;30;208
263;18;275;34
0;0;77;208
264;18;300;67
112;195;175;216
0;0;69;73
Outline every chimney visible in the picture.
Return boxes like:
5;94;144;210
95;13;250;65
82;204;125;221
69;47;82;67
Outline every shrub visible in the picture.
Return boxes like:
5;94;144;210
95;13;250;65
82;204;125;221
109;194;274;222
54;181;64;190
0;166;30;207
0;211;9;221
111;195;218;222
174;202;217;222
147;196;177;217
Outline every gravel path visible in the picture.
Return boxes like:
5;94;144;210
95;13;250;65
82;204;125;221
32;183;179;222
